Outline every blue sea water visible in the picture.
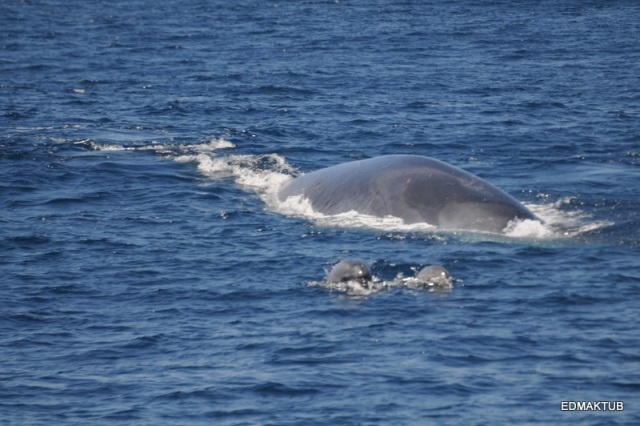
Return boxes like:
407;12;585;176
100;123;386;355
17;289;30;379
1;0;639;424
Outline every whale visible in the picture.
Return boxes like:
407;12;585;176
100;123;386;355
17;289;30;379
416;265;453;287
278;154;537;233
325;259;454;292
327;260;372;284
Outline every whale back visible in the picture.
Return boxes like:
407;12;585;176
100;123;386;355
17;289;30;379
327;260;372;283
278;155;536;233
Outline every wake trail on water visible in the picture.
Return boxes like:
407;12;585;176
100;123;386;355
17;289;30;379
78;138;611;240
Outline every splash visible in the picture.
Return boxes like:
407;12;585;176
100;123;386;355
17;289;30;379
308;278;392;298
308;270;454;298
173;150;294;208
503;218;553;239
276;194;438;232
521;197;613;239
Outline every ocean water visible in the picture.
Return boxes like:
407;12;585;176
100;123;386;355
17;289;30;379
1;0;639;424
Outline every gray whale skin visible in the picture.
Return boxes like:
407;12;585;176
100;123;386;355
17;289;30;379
277;155;537;233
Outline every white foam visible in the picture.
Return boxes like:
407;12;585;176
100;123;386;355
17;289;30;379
77;136;235;154
398;276;454;293
274;194;439;232
78;136;294;206
520;197;613;239
308;278;391;298
503;218;553;239
182;137;235;152
74;139;170;152
174;152;294;209
75;140;128;151
308;271;455;298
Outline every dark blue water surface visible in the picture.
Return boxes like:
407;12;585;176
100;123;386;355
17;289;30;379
2;1;639;424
